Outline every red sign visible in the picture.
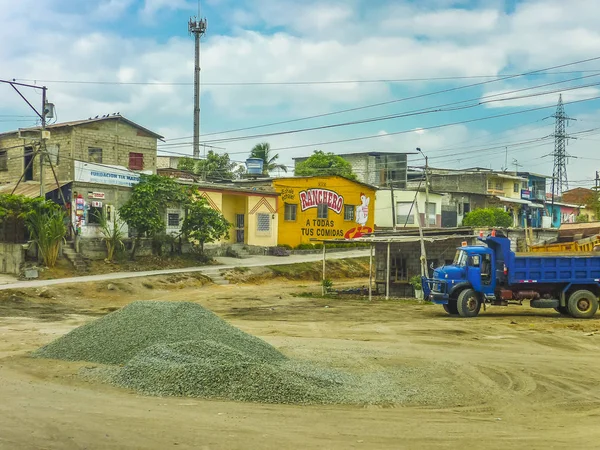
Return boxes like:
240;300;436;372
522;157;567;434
299;189;344;214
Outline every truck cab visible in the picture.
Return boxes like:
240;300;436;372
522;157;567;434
426;244;496;316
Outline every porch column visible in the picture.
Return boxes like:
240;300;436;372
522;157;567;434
385;242;391;300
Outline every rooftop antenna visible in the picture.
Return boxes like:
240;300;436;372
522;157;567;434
188;1;207;159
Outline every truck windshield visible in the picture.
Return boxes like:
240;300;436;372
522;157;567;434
453;250;468;266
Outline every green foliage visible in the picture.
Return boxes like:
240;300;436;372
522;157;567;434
178;151;237;181
25;206;66;268
181;197;231;254
249;142;287;175
462;208;512;228
322;278;333;292
576;214;590;223
177;157;196;172
0;194;59;224
119;174;188;258
584;191;600;219
409;275;422;290
96;209;126;261
294;150;357;180
295;243;316;250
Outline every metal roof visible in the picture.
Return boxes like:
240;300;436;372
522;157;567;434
0;114;164;140
0;181;71;198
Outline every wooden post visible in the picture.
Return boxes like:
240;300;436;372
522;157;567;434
414;201;428;277
368;243;373;302
385;241;391;300
322;243;326;296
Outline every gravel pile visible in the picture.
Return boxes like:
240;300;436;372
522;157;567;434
109;340;351;403
33;301;284;365
35;301;411;405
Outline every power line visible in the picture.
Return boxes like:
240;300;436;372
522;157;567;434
225;94;600;154
158;55;600;141
188;77;600;146
10;69;600;87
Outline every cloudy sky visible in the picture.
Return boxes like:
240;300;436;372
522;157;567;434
1;0;600;187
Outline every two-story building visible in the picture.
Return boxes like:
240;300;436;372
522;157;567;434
0;115;161;239
293;151;410;188
407;167;544;227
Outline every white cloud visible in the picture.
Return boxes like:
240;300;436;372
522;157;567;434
1;0;600;190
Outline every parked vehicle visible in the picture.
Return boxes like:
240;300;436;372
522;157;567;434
423;231;600;318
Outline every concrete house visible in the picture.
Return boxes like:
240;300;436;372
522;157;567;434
293;152;409;188
0;115;162;263
408;167;540;227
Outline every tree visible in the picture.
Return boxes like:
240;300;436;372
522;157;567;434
181;197;231;256
24;206;66;268
294;150;357;180
249;142;287;175
462;208;512;228
96;209;126;262
178;151;236;181
0;194;62;244
584;190;600;220
119;174;188;258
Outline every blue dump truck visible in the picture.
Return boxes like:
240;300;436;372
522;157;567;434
423;232;600;318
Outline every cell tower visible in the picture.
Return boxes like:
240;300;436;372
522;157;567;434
189;13;207;159
550;94;574;205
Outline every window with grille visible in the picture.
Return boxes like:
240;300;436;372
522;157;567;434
426;202;436;226
396;202;414;225
88;147;102;163
514;183;519;193
344;204;355;221
284;203;297;221
88;206;102;224
129;152;144;170
0;151;7;171
167;213;180;227
317;203;328;219
257;213;270;232
47;144;59;165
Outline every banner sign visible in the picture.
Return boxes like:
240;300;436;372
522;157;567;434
74;161;140;187
299;188;344;214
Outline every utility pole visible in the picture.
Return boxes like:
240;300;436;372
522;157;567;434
512;158;522;174
188;14;207;159
1;79;52;197
417;148;430;227
40;87;47;197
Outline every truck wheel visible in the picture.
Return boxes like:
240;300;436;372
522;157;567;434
567;290;599;319
554;306;569;316
457;289;481;318
443;301;459;315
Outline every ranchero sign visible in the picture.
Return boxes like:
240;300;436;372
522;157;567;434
299;188;344;214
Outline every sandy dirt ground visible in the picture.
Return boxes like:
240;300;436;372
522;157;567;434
1;274;600;449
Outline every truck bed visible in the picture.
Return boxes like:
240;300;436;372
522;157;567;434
510;252;600;284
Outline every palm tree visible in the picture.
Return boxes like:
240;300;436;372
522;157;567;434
250;142;287;175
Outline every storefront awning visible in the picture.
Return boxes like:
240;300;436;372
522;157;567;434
495;195;544;208
0;181;71;198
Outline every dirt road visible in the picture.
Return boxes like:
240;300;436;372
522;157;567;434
0;249;368;290
1;276;600;449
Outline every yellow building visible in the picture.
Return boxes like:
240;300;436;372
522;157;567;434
262;176;376;248
157;168;280;248
195;185;279;247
